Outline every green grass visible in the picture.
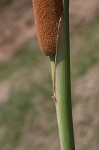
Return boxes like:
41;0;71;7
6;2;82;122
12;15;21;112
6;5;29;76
0;90;33;149
71;19;99;77
0;44;40;80
0;20;99;150
0;41;56;150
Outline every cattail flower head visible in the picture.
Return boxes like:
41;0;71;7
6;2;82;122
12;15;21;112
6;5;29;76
32;0;63;56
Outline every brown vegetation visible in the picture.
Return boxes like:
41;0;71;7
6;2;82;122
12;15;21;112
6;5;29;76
32;0;63;56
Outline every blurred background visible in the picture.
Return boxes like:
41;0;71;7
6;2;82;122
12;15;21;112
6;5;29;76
0;0;99;150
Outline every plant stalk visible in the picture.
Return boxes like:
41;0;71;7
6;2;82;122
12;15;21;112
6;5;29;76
50;55;55;87
55;0;75;149
50;0;75;149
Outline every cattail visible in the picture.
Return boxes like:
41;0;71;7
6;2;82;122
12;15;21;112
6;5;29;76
32;0;63;56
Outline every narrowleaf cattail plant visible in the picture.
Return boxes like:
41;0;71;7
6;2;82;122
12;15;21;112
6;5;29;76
32;0;75;150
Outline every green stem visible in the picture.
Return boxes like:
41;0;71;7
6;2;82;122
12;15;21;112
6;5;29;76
50;0;75;149
55;0;75;149
50;55;55;88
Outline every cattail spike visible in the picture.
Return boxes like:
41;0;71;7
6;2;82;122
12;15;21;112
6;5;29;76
32;0;63;56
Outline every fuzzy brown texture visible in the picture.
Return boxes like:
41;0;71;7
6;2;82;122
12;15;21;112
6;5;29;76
32;0;63;56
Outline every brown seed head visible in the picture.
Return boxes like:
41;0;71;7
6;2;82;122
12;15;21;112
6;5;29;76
32;0;63;56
